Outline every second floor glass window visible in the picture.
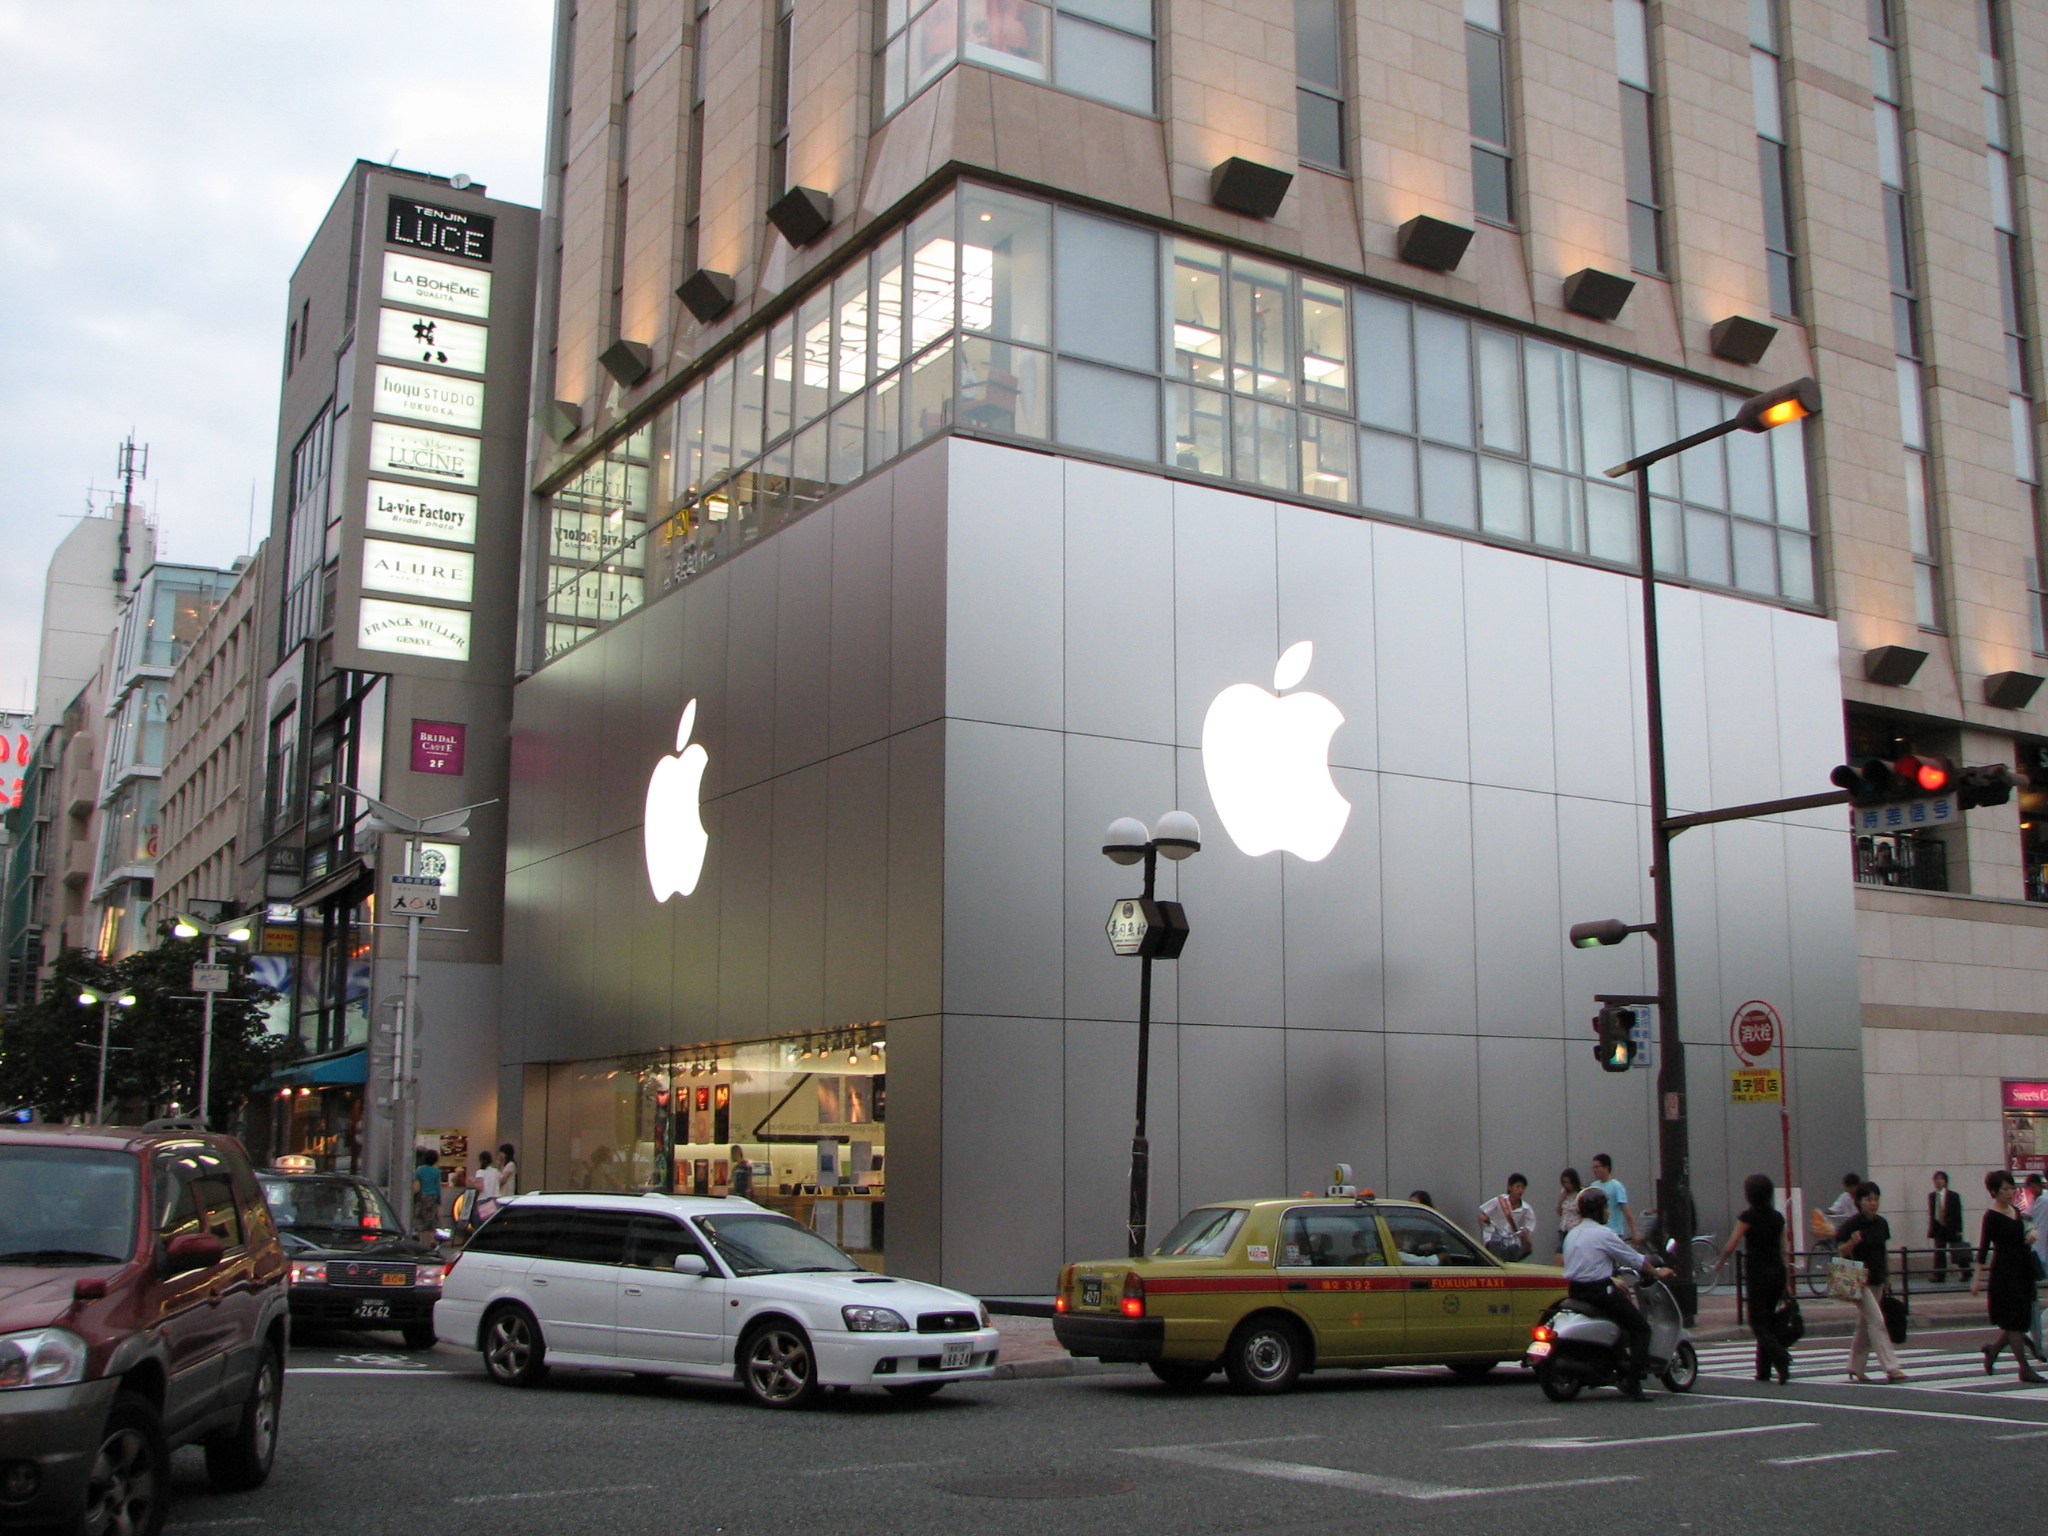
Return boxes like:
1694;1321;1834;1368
1295;0;1345;171
878;0;1154;120
1466;0;1512;224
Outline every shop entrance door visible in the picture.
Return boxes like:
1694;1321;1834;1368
1272;1207;1405;1362
1379;1206;1519;1358
615;1214;726;1365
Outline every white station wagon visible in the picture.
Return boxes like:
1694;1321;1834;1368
436;1191;1001;1407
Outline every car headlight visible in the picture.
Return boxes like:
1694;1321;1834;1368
841;1305;910;1332
416;1264;446;1288
978;1302;991;1328
288;1260;328;1287
0;1328;88;1390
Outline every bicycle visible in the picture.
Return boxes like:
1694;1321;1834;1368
1690;1233;1723;1296
1802;1236;1840;1299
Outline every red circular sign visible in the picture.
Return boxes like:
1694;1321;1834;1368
1730;1000;1781;1061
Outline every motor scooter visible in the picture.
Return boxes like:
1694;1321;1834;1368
1523;1262;1699;1401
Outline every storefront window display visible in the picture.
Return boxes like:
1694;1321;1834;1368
537;1028;888;1261
2003;1081;2048;1173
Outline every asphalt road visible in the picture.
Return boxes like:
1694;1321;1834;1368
159;1324;2048;1536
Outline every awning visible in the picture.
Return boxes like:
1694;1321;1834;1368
262;1050;366;1089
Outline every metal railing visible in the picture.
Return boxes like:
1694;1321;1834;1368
1733;1244;1980;1323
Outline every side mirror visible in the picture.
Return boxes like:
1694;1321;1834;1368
164;1232;225;1274
673;1252;710;1276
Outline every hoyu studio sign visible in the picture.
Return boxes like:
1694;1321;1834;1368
388;195;494;263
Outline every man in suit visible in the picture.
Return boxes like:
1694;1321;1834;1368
1928;1170;1969;1283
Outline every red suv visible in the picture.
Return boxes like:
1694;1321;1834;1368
0;1125;289;1536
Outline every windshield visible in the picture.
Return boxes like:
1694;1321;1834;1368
259;1175;401;1235
0;1146;138;1266
1152;1207;1245;1257
696;1214;862;1276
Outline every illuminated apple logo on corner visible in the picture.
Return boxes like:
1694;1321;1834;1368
1200;641;1350;860
644;699;710;900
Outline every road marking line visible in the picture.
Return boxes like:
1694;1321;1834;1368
799;1458;963;1477
1125;1434;1324;1453
451;1485;656;1506
1463;1421;1815;1451
1994;1429;2048;1441
1123;1446;1635;1501
1694;1390;2048;1428
1764;1449;1895;1466
165;1520;264;1530
286;1367;447;1376
1439;1416;1560;1430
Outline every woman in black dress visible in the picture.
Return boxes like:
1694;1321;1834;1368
1972;1170;2045;1382
1716;1173;1792;1383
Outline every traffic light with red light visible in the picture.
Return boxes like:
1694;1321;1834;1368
1593;1004;1638;1073
1831;753;1955;806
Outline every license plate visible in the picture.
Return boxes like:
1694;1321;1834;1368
380;1272;407;1286
940;1341;972;1371
1080;1276;1102;1308
354;1300;391;1320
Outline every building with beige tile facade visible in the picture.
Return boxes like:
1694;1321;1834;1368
499;0;2048;1281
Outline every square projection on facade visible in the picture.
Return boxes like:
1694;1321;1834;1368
357;596;472;661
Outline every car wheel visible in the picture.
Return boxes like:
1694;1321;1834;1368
1660;1341;1699;1394
203;1344;282;1492
1147;1361;1215;1390
740;1323;822;1409
1449;1360;1500;1382
481;1306;549;1387
883;1381;947;1400
401;1324;438;1351
1221;1316;1305;1395
78;1394;168;1536
1536;1363;1583;1402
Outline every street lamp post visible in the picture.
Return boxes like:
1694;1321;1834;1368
344;787;492;1222
76;987;137;1125
1101;811;1201;1258
1598;377;1820;1318
170;909;254;1128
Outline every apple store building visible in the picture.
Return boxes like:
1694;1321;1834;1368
503;183;1864;1294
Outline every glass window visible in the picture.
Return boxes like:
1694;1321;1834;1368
625;1214;705;1269
549;1210;634;1265
873;239;906;373
796;291;832;427
1476;328;1522;454
703;358;736;485
961;188;1051;346
1686;508;1732;586
834;267;872;402
1299;279;1349;414
1233;398;1296;491
830;399;868;485
961;338;1050;438
869;370;903;464
1056;210;1157;371
1055;12;1153;113
1230;258;1293;402
735;336;768;462
1358;428;1418;517
1480;456;1529;540
1300;413;1355;504
1421;444;1478;528
1414;309;1473;445
1731;517;1777;594
1354;292;1414;432
1152;1206;1246;1257
1381;1207;1489;1266
908;337;956;442
1057;358;1158;460
1524;342;1577;470
471;1207;567;1256
1277;1208;1388;1267
909;196;958;352
1531;468;1580;551
1171;241;1227;386
1585;479;1637;563
1169;384;1228;476
1468;8;1514;225
697;1213;863;1274
767;316;796;443
1296;0;1347;169
963;0;1049;79
1578;358;1632;481
0;1147;137;1265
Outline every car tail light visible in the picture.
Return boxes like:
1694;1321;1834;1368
361;1212;382;1230
1120;1272;1145;1318
1054;1294;1067;1313
288;1261;327;1287
441;1253;460;1278
416;1264;446;1287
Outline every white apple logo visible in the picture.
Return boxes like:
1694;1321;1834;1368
1201;641;1350;860
644;699;710;900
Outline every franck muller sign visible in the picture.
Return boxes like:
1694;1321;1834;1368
388;196;495;263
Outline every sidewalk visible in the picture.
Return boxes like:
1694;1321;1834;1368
1690;1286;1990;1343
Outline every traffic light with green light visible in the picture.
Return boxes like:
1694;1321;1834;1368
1593;1004;1637;1073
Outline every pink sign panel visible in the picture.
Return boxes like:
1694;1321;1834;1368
411;720;466;776
2003;1081;2048;1110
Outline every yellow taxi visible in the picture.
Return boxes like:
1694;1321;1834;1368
1052;1195;1564;1393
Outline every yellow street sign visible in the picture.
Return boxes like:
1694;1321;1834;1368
1730;1067;1783;1104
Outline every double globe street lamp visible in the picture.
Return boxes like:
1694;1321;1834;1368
1101;810;1201;1257
171;907;255;1128
76;987;137;1125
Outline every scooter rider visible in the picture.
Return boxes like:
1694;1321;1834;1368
1561;1186;1673;1398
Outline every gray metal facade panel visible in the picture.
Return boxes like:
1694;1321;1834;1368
1545;560;1643;809
670;789;725;1041
885;721;945;1022
1463;541;1557;796
1275;504;1379;773
714;779;774;1038
1383;1031;1482;1211
942;719;1064;1019
889;445;948;735
722;542;781;795
551;641;605;858
766;759;829;1034
827;479;895;758
1697;594;1787;811
1063;459;1176;745
595;599;650;844
773;511;834;776
824;740;890;1024
1175;1024;1287;1211
1376;772;1479;1035
1470;783;1565;1037
1061;1018;1141;1257
677;561;732;800
1170;480;1278;753
1279;765;1384;1031
1371;520;1471;783
1061;732;1179;1025
1284;1027;1388;1196
944;440;1064;730
879;1014;944;1280
1476;1036;1568;1216
1171;742;1286;1030
941;1015;1066;1294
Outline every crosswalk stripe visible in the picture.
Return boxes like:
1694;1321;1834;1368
1692;1340;2048;1397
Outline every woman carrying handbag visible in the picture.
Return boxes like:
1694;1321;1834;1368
1716;1173;1793;1384
1836;1181;1908;1383
1972;1170;2046;1383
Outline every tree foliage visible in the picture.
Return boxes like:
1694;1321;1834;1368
0;930;291;1130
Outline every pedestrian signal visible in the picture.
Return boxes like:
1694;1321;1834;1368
1593;1004;1637;1074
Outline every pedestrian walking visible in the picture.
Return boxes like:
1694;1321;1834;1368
2031;1184;2048;1361
496;1144;518;1197
1928;1171;1970;1283
728;1145;753;1199
1972;1170;2046;1383
1479;1174;1537;1261
1837;1181;1907;1383
411;1148;443;1237
1588;1154;1637;1242
473;1149;503;1221
1557;1167;1584;1257
1717;1173;1792;1384
1825;1171;1862;1229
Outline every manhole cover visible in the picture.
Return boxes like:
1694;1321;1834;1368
940;1475;1135;1500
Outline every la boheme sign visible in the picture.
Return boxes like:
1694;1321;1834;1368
358;597;472;662
366;481;477;545
387;196;495;264
382;251;492;320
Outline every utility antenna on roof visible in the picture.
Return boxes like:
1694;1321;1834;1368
113;435;148;589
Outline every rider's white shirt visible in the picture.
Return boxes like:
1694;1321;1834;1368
1561;1221;1639;1283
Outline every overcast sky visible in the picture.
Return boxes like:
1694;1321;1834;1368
0;2;553;714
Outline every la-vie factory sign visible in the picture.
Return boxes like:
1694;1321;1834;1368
388;196;494;264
